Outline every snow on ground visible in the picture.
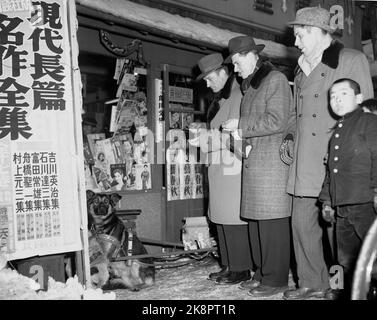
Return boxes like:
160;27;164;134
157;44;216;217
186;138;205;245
114;256;323;300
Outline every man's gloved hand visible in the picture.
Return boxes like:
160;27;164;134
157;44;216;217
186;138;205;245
279;133;294;165
322;204;336;224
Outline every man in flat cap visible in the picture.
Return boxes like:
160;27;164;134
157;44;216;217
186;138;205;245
194;53;253;285
222;36;294;298
282;6;373;300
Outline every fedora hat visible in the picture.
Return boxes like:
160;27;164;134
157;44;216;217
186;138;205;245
196;53;224;81
224;36;265;64
287;7;335;33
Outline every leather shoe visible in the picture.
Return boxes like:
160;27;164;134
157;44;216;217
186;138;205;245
283;287;326;300
238;278;261;290
207;266;229;281
248;284;288;298
215;270;251;285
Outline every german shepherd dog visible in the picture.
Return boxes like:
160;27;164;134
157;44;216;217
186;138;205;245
86;190;155;291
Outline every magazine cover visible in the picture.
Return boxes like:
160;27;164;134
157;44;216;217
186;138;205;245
182;113;194;131
167;164;180;201
135;163;151;190
83;140;95;166
119;133;134;161
126;163;137;190
92;139;114;192
111;135;125;164
133;129;151;164
110;164;128;192
169;111;182;129
86;133;106;158
96;139;117;167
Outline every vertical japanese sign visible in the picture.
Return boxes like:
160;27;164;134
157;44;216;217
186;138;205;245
0;0;82;259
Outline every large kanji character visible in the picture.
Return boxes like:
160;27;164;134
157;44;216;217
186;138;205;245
51;198;59;209
12;152;22;164
25;200;33;212
42;198;50;210
29;1;62;29
50;175;57;186
0;107;32;140
50;187;58;198
33;188;42;199
15;201;24;213
28;27;62;53
0;77;29;107
32;81;65;110
0;14;23;45
0;45;27;77
34;199;42;210
31;54;64;81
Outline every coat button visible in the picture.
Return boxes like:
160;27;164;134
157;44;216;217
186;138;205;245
334;157;338;161
245;164;249;168
314;93;319;98
333;168;338;173
312;133;316;136
247;127;251;131
321;73;325;77
338;123;343;128
312;114;316;117
335;133;339;138
334;145;339;150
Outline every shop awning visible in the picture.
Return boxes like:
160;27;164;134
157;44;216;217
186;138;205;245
75;0;299;62
75;0;377;77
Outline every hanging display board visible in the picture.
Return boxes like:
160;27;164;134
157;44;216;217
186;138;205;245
0;0;83;260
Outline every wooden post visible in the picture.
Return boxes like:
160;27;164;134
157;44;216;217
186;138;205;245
67;0;91;287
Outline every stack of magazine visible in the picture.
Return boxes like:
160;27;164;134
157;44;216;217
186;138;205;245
84;131;151;192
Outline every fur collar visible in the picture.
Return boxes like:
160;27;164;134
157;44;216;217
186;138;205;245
242;60;274;92
295;40;344;74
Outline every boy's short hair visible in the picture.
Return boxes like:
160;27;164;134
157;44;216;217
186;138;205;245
361;98;377;112
331;78;361;95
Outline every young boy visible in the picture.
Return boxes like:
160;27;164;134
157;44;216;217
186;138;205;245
319;78;377;299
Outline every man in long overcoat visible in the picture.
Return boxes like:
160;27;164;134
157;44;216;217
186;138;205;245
223;36;294;298
282;7;374;300
194;53;253;285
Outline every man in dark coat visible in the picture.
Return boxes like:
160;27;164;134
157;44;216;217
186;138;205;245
282;7;374;300
319;78;377;299
223;36;293;298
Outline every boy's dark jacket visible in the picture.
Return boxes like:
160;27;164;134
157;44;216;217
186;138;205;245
319;108;377;207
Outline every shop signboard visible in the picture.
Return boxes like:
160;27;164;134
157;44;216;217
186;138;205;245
0;0;83;260
168;86;193;104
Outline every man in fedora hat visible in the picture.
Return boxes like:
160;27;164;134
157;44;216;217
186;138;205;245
192;53;253;285
222;35;294;298
282;6;373;300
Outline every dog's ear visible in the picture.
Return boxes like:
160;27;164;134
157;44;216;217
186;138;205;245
86;190;96;204
110;193;122;206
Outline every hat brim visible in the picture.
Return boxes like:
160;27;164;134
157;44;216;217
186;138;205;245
287;21;335;33
195;66;222;81
223;44;265;64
